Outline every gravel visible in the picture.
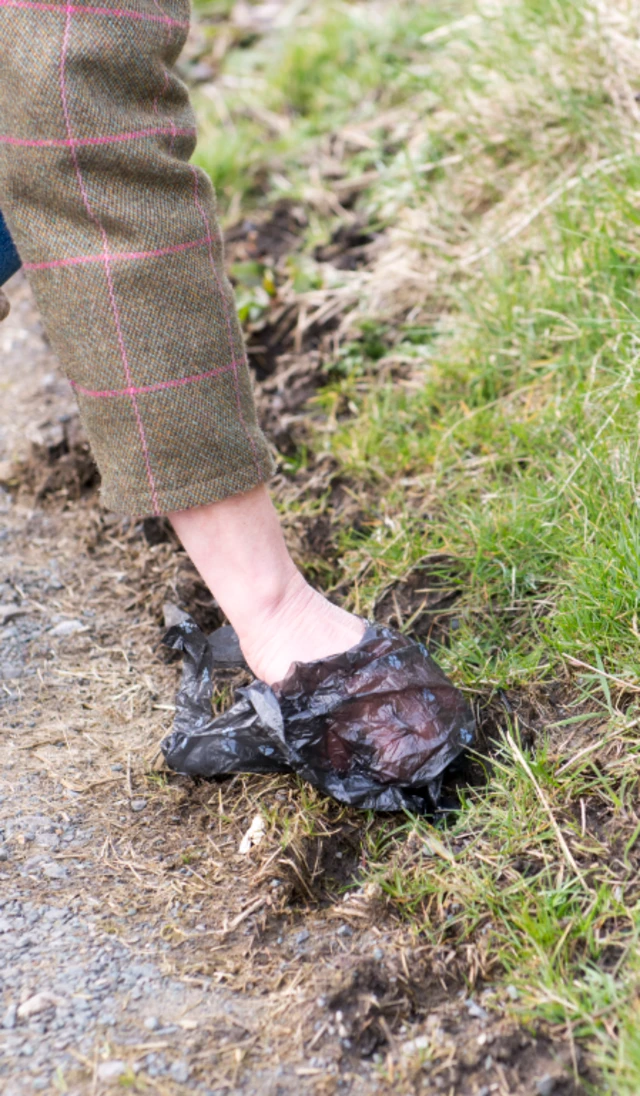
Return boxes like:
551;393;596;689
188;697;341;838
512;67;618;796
0;778;230;1095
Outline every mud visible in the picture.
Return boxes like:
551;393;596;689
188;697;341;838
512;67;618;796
375;554;464;646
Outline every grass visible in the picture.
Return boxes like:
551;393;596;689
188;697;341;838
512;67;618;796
190;0;640;1090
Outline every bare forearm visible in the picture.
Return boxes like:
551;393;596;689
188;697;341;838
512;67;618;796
169;486;365;684
169;485;300;642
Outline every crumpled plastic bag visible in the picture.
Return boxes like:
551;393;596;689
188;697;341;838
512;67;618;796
161;613;474;813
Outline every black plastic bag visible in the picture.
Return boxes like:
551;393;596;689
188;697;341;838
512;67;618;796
161;614;474;813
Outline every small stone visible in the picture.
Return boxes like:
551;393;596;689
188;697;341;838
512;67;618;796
337;924;353;937
130;799;147;813
2;1003;17;1029
0;848;8;861
372;947;384;961
24;855;47;872
48;619;87;638
169;1060;190;1084
111;763;124;772
536;1077;556;1096
295;929;310;945
144;1016;159;1031
42;862;67;880
506;984;519;1001
97;1060;126;1082
17;994;58;1020
35;833;60;850
401;1034;429;1055
466;998;489;1021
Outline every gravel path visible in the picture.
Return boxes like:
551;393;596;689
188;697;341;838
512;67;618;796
1;778;213;1094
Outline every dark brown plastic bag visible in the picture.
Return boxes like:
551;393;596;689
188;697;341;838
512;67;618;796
161;615;474;813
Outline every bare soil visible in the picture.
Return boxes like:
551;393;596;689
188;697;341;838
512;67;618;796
0;275;584;1095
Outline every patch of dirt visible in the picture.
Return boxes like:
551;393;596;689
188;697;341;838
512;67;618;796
225;199;308;264
255;351;328;453
15;412;100;504
270;816;366;908
327;957;449;1059
313;220;377;271
226;201;310;381
375;554;465;646
224;198;379;386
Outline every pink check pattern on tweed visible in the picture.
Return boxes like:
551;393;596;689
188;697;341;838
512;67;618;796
0;127;196;148
0;0;188;28
0;0;273;515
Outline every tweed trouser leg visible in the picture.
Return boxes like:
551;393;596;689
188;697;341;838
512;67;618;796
0;0;274;516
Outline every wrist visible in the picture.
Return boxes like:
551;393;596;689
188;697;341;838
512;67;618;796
227;563;310;646
168;485;307;642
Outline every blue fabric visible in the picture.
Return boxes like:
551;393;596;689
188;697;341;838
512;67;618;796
0;208;21;286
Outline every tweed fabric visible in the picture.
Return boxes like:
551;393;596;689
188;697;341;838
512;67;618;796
0;0;274;515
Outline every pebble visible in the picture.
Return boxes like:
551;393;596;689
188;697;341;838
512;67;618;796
401;1034;429;1055
48;619;87;638
130;799;147;813
536;1077;556;1096
97;1060;126;1082
336;925;353;937
294;929;310;945
466;998;489;1021
2;1003;17;1029
17;993;57;1020
42;862;67;880
35;833;59;850
144;1016;160;1031
170;1060;190;1084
